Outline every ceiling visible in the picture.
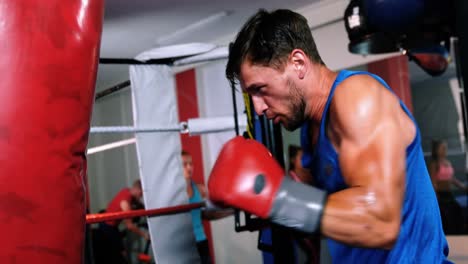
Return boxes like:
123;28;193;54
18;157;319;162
100;0;320;58
95;0;326;92
96;0;454;91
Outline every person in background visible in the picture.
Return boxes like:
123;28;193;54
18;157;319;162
288;145;320;264
96;180;149;264
288;145;314;184
182;150;232;264
429;139;467;234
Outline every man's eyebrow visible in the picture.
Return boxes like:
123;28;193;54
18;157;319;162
245;83;262;92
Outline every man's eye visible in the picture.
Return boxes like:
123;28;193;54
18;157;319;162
255;86;265;94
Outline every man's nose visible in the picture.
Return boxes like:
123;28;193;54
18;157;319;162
252;95;268;116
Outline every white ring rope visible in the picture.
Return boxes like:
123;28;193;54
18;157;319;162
90;122;188;134
89;115;247;135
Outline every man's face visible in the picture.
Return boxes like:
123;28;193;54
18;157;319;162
240;60;306;131
182;154;193;180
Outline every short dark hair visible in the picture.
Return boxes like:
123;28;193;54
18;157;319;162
226;9;324;87
181;150;191;156
133;179;142;189
431;139;445;161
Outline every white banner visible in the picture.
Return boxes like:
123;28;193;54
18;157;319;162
130;64;200;264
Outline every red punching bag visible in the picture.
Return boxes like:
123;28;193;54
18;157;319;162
0;1;104;263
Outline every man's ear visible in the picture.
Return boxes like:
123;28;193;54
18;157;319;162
289;49;308;79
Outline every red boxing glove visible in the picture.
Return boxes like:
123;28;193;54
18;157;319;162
208;136;284;218
208;137;326;233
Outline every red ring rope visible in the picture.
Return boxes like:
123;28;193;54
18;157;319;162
86;202;205;224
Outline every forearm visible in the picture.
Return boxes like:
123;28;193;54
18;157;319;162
125;221;147;238
321;187;400;249
452;178;467;190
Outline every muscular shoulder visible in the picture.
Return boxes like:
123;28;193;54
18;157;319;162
328;74;400;143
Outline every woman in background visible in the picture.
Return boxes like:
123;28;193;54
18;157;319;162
429;139;467;234
288;145;313;185
182;150;232;264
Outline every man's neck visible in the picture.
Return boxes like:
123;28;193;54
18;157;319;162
305;66;338;123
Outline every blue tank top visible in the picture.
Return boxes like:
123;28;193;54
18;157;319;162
301;70;451;263
189;180;206;242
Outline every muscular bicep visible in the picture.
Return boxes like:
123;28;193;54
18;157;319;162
321;76;409;248
334;76;407;194
339;118;406;221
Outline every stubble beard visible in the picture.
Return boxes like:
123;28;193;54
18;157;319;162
283;79;306;131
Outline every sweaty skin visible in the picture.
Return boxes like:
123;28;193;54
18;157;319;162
322;75;415;248
240;50;416;248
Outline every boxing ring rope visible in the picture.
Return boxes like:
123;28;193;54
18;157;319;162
86;202;205;224
90;48;239;262
89;115;247;135
90;123;188;134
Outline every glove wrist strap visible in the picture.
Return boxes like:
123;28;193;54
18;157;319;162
269;176;327;233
